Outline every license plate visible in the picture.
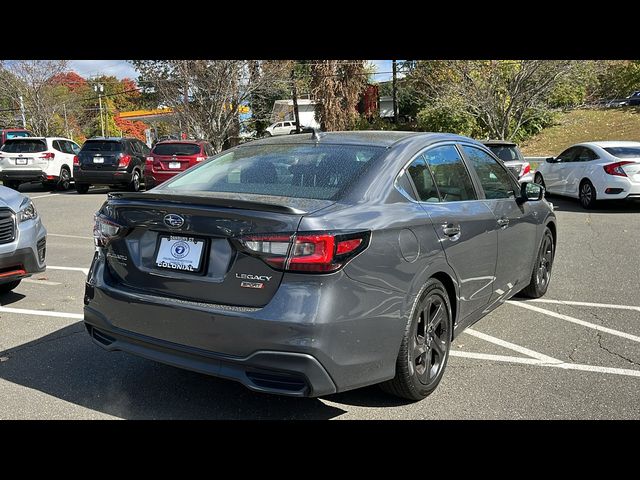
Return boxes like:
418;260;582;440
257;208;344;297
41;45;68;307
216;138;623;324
15;158;28;165
155;235;205;272
93;157;104;164
169;161;181;169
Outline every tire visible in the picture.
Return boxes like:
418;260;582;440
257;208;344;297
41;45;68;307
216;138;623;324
57;167;71;191
75;183;90;194
0;280;21;294
579;179;597;209
128;169;141;192
520;227;555;298
534;172;545;189
380;279;452;401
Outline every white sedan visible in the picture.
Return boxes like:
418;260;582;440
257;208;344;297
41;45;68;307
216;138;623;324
534;141;640;209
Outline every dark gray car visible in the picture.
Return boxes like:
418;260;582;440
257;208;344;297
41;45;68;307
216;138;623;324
84;131;557;401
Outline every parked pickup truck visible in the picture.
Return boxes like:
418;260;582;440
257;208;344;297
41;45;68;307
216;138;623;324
482;140;551;183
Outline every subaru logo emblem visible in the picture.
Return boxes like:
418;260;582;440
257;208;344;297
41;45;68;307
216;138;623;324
164;214;185;228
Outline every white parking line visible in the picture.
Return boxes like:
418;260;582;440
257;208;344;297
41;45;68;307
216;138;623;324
508;301;640;344
46;266;89;275
48;233;93;240
22;278;62;286
531;298;640;313
464;328;561;363
450;350;640;378
30;193;60;199
0;306;83;319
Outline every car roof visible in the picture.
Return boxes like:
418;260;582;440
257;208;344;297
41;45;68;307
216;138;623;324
3;136;68;141
481;139;517;147
239;131;476;148
576;141;640;148
86;136;140;141
155;140;206;144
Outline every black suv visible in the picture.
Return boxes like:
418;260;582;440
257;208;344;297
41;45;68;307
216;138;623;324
74;137;150;194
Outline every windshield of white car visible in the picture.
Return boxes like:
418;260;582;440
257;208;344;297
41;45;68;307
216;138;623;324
604;147;640;159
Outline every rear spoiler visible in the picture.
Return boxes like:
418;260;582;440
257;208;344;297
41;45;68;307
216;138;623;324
108;191;308;215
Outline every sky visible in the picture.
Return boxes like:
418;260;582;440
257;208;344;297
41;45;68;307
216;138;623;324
68;60;397;82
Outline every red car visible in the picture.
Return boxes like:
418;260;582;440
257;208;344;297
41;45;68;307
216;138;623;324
144;140;214;188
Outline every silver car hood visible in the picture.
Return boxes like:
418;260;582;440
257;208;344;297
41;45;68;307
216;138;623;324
0;185;29;213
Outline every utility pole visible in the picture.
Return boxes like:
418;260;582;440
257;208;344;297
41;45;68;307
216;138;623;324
94;84;105;137
392;60;398;123
63;103;70;139
291;67;301;133
19;95;26;128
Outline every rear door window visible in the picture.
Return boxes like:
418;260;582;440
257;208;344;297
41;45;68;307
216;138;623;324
406;156;440;202
1;138;47;153
422;145;477;202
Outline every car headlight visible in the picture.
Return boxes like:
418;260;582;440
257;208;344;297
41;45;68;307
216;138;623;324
19;201;38;222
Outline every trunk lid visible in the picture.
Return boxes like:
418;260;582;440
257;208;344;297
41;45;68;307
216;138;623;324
102;191;333;307
78;140;123;171
621;161;640;183
151;154;198;173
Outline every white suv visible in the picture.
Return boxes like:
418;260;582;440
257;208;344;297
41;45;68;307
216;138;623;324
0;137;80;191
265;121;297;137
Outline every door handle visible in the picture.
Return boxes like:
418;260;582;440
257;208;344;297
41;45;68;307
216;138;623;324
497;217;510;228
441;223;461;237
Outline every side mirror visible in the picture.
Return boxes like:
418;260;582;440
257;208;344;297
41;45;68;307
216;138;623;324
519;182;544;202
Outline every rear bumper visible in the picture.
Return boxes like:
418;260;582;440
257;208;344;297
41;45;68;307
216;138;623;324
0;216;47;283
84;321;336;397
143;171;177;188
74;168;132;185
598;177;640;200
0;169;46;182
83;253;406;397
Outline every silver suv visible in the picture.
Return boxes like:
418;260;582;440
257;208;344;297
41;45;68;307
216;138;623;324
0;186;47;293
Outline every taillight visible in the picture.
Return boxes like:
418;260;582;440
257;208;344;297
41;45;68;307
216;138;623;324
146;156;154;165
118;154;131;168
603;161;634;177
237;231;370;273
73;155;79;166
41;152;55;160
196;156;206;162
520;163;531;177
93;214;126;247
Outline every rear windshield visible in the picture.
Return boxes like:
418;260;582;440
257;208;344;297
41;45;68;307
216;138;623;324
488;145;521;162
5;131;30;139
1;138;47;153
81;140;122;152
604;147;640;159
152;143;201;156
159;144;385;200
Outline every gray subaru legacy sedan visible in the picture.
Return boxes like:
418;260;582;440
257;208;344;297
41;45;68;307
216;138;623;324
84;131;556;400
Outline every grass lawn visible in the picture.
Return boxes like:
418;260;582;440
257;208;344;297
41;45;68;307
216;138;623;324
521;107;640;156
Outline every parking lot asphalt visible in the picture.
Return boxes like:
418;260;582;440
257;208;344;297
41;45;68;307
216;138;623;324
0;185;638;419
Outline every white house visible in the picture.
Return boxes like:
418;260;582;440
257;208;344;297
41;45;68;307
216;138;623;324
270;99;320;129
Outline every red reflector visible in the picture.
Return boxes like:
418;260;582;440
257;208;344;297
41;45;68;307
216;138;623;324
46;175;55;180
337;238;362;255
0;268;27;278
